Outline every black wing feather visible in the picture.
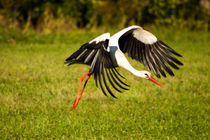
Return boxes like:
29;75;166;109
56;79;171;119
111;69;129;91
151;51;167;77
146;45;160;78
65;38;129;98
101;64;117;98
105;68;122;93
152;47;174;76
154;45;179;69
159;40;182;57
118;29;183;78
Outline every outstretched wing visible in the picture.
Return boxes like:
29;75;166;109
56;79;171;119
65;33;110;66
118;27;183;78
90;45;129;98
65;33;129;98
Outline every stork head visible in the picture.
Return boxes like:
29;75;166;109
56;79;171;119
141;71;164;88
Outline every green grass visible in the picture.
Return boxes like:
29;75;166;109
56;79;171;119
0;28;209;139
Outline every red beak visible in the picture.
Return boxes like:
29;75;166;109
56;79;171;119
148;76;164;88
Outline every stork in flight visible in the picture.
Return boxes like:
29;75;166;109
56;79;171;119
65;25;183;110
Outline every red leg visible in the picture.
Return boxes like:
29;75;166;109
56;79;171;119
71;72;90;111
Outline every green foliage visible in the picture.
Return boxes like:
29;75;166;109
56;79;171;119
145;0;210;30
0;29;209;139
88;0;149;28
61;0;94;27
0;0;209;31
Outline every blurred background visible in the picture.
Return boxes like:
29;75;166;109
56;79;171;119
0;0;209;32
0;0;210;139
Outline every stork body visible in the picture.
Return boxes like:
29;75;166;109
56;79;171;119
65;25;183;110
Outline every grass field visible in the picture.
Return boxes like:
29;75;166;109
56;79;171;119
0;28;209;139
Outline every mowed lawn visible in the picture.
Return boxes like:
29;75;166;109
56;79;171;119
0;29;209;139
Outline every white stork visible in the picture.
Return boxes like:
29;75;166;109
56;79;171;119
65;25;183;110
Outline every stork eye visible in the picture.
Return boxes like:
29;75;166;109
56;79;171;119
145;73;149;77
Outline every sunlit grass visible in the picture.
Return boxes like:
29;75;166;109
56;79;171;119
0;29;209;139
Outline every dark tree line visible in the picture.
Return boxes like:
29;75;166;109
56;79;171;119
0;0;209;32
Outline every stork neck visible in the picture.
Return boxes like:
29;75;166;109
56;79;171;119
125;65;145;78
115;50;144;78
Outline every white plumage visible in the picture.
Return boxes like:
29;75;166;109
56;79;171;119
109;25;139;47
133;28;157;44
65;25;183;110
89;33;110;44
